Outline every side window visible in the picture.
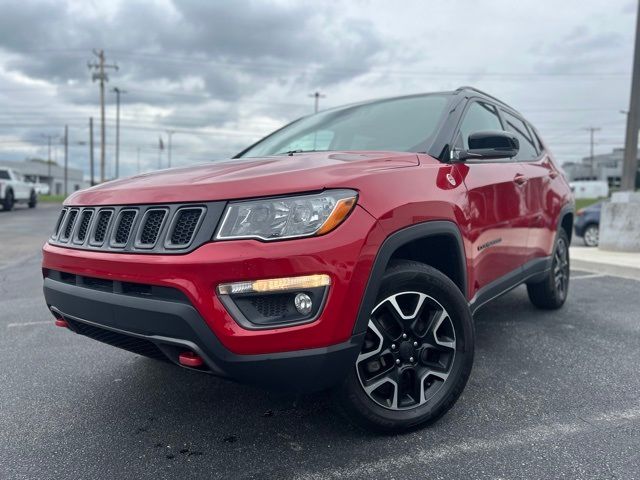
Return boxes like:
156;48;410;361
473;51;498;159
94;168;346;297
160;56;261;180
529;123;545;153
457;102;503;149
501;110;539;161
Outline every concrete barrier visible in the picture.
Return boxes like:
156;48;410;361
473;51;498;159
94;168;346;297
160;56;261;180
599;191;640;252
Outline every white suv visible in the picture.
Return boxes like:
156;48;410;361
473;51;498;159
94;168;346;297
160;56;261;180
0;167;37;211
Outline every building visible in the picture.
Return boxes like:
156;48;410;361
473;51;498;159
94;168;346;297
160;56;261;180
563;148;640;189
0;158;87;196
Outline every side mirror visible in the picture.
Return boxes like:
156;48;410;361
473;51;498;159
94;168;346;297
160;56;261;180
452;130;519;161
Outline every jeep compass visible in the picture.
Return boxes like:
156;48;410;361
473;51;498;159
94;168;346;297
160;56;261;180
43;87;574;432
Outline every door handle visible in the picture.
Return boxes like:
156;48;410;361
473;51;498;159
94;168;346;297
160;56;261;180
513;174;528;185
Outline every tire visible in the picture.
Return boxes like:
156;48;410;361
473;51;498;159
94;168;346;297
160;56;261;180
28;190;37;209
2;190;14;211
582;224;598;247
527;229;570;310
335;260;474;433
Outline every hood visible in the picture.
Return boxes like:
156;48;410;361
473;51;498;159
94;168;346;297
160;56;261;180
66;151;424;206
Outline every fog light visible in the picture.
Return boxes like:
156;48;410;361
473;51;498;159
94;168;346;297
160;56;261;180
294;293;313;315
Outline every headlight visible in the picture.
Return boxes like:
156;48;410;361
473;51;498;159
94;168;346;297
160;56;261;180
216;189;357;241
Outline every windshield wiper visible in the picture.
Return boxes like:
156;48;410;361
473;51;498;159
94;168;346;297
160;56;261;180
279;149;323;156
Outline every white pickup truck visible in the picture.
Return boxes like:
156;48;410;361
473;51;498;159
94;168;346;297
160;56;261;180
0;167;37;211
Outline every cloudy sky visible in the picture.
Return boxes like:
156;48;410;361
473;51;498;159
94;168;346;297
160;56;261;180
0;0;636;180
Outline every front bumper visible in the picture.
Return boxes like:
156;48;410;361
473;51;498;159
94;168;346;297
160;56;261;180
44;276;364;392
43;205;383;355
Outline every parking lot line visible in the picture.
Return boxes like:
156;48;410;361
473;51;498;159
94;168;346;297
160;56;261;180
295;407;640;480
6;320;51;328
571;273;607;280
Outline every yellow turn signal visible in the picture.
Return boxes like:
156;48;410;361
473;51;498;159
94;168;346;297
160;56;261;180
217;274;331;295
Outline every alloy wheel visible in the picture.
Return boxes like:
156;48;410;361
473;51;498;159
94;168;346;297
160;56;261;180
356;291;456;410
583;225;599;247
553;238;570;300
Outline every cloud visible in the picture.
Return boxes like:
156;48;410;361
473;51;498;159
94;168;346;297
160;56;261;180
0;0;635;178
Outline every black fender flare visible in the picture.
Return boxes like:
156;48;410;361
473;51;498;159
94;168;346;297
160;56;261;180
352;221;467;335
557;203;575;243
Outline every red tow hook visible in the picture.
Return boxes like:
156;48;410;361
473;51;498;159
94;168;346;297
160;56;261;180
178;351;204;368
50;308;69;328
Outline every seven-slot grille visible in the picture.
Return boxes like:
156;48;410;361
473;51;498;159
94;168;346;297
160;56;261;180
49;202;225;254
74;209;94;243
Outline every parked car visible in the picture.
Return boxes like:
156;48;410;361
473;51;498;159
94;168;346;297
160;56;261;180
0;167;37;211
42;87;574;432
31;182;51;196
574;201;602;247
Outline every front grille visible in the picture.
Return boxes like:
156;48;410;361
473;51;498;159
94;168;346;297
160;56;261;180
113;210;136;245
168;208;204;246
138;209;166;246
45;269;190;303
54;210;66;237
61;210;78;240
92;210;112;244
75;210;93;243
65;318;168;361
49;202;225;254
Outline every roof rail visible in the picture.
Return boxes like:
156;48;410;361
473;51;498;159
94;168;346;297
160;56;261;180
454;86;518;112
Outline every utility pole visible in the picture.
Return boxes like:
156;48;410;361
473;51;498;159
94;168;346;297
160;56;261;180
623;0;640;191
166;130;175;168
308;91;326;113
158;135;164;170
63;125;69;197
41;134;55;192
88;49;118;183
89;117;95;186
111;87;126;178
583;127;601;179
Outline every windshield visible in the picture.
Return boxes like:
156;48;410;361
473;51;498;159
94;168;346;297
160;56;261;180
239;94;449;158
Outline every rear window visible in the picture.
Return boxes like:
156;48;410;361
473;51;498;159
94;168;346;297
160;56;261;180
501;110;540;161
0;170;10;180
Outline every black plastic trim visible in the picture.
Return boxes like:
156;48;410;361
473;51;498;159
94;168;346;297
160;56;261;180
44;277;363;392
218;286;329;330
352;221;467;335
468;256;551;315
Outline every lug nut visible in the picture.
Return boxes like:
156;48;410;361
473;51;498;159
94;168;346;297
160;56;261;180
413;341;418;347
409;356;415;363
391;344;396;350
395;359;401;365
402;333;407;339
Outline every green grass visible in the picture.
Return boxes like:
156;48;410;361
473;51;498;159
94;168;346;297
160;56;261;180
38;195;66;203
575;197;603;211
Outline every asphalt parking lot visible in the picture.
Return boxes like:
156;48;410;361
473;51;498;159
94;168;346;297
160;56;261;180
1;205;639;480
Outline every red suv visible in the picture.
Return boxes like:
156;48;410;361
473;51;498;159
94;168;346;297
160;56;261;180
43;87;573;432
